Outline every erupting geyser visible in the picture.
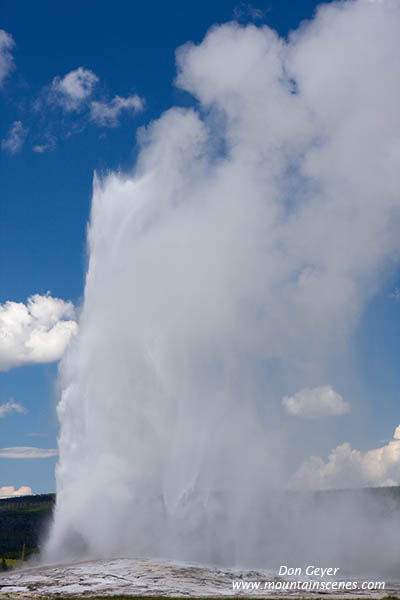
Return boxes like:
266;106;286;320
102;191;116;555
46;0;400;574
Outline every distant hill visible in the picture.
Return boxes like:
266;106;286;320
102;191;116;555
0;494;55;559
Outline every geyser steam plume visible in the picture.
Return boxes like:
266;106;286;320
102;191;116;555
47;0;400;572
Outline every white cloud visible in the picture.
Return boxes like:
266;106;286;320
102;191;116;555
0;398;27;419
0;447;58;459
90;94;144;127
282;385;350;419
33;143;52;153
234;3;266;21
50;67;99;111
0;29;15;88
389;287;400;301
1;121;28;154
293;425;400;489
0;486;32;498
33;144;46;153
0;293;78;371
33;134;56;154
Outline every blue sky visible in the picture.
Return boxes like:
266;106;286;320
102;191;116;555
1;0;400;496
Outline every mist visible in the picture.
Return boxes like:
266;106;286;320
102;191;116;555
46;0;400;575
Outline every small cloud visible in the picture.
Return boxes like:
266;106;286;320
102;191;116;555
0;398;27;419
49;67;99;112
389;287;400;301
234;2;267;21
33;143;50;153
0;29;15;88
292;424;400;490
90;94;144;127
33;134;56;154
0;485;32;498
32;69;144;148
0;293;78;372
0;447;58;459
282;385;350;419
1;121;28;154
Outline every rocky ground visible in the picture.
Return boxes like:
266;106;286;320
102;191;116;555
0;557;399;599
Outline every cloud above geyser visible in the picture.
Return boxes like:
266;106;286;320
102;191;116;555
0;30;15;88
30;68;145;152
0;447;58;459
0;398;27;419
293;425;400;489
0;294;78;371
0;486;32;498
48;0;400;566
282;385;350;418
233;3;266;21
33;137;56;154
50;67;99;111
1;121;28;154
90;94;144;127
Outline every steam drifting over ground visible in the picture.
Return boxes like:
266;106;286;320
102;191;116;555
46;0;400;575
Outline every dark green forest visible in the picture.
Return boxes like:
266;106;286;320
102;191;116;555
0;494;55;563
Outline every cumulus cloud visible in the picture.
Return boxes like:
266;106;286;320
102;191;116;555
31;69;144;150
0;447;58;459
0;398;27;419
50;67;99;111
0;293;78;371
0;485;32;498
0;29;15;88
293;425;400;489
90;94;144;127
1;121;28;154
282;385;350;418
